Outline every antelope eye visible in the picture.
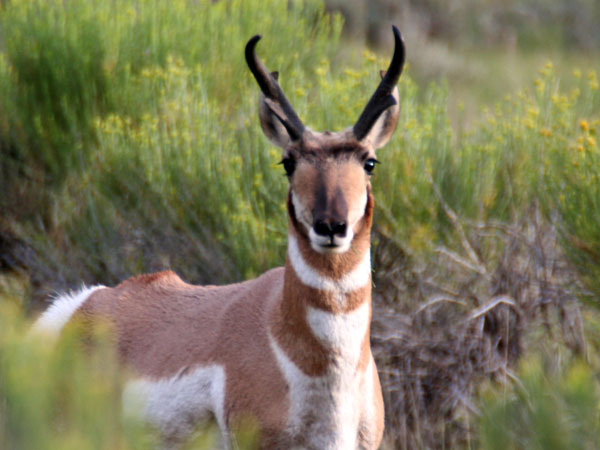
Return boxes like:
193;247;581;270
281;157;296;176
363;158;378;174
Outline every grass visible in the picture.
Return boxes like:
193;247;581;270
479;353;599;450
0;301;152;449
1;0;600;448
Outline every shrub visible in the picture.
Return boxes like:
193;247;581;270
0;300;151;449
479;354;599;450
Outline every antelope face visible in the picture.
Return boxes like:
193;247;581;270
282;134;374;253
246;27;405;254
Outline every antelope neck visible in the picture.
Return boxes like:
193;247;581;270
267;188;374;376
285;230;371;311
268;222;373;377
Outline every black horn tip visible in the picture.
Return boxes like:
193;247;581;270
245;34;274;95
392;25;402;44
389;25;405;77
247;34;262;48
245;35;262;62
352;25;405;141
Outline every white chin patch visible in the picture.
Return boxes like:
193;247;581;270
308;228;354;254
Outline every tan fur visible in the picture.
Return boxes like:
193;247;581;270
75;249;379;447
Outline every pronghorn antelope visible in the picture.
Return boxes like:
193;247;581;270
33;26;405;449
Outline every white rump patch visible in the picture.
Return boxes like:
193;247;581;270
288;235;371;293
31;285;105;336
123;365;227;447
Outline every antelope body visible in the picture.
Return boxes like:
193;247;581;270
34;27;405;449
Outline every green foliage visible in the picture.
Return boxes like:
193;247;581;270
0;0;343;285
1;0;108;186
479;355;599;450
375;63;600;299
1;0;599;296
2;0;599;289
0;301;145;449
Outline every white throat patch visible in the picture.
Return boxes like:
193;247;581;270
306;300;370;361
287;235;371;293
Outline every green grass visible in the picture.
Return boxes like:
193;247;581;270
0;301;150;449
1;0;598;292
479;353;599;450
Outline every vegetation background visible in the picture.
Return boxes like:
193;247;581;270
0;0;599;448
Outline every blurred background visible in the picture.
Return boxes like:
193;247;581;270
0;0;599;448
328;0;600;123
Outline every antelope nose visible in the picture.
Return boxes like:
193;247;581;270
314;219;347;238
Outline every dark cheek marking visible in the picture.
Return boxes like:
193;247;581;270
287;191;298;225
287;191;308;238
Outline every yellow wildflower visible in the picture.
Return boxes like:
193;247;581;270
587;137;597;148
580;120;589;132
569;88;580;101
362;50;376;63
522;117;534;129
588;71;599;90
534;78;545;93
539;128;552;137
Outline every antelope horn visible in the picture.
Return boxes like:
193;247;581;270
245;35;305;141
353;25;405;141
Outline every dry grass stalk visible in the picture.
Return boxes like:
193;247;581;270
371;204;585;449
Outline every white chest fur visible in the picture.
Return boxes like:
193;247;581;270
270;301;371;449
306;301;370;365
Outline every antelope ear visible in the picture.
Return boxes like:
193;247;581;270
359;71;400;149
258;72;293;148
258;72;299;148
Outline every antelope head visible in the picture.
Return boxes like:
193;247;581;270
246;26;405;255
